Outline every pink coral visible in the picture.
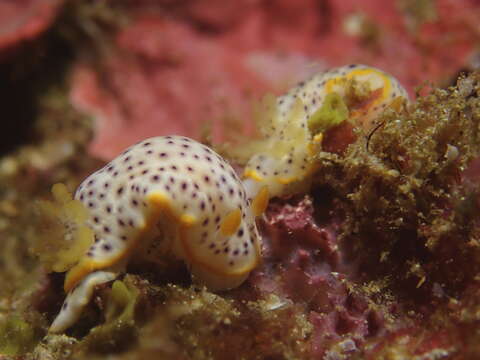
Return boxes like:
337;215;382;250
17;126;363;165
0;0;63;59
70;0;480;160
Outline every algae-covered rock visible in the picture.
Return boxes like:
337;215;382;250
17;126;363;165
313;72;480;295
0;315;38;356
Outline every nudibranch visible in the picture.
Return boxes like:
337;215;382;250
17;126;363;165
242;64;409;199
50;136;264;333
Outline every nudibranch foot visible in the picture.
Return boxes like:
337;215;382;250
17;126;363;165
49;270;117;333
189;262;250;291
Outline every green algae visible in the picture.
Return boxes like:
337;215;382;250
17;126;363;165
308;92;349;135
0;315;38;356
80;277;141;354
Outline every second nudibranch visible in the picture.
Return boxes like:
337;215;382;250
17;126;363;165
242;64;409;198
50;136;266;333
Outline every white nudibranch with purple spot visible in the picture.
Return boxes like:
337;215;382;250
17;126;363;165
50;136;266;333
242;64;409;198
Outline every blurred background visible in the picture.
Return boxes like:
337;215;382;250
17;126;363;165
1;0;479;160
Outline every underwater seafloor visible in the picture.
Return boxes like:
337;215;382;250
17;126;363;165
1;1;480;359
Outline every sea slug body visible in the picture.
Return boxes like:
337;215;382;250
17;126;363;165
242;64;409;199
50;136;264;333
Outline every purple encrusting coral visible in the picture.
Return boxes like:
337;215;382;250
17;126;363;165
247;195;404;358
